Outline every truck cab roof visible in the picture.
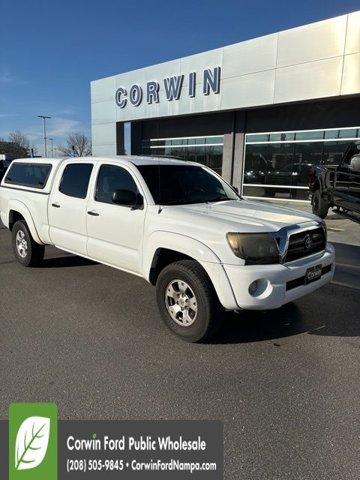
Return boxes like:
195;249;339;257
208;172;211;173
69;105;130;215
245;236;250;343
10;156;195;168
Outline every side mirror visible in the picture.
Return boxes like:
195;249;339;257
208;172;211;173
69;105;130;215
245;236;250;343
112;189;144;209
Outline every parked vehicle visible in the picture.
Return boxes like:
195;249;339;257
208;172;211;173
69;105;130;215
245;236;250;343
266;163;313;187
310;141;360;218
0;157;335;342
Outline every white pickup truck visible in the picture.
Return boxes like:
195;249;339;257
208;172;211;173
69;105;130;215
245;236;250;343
0;156;335;342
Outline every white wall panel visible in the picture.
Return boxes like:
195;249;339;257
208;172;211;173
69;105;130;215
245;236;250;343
221;70;275;109
222;34;277;78
274;57;343;103
180;48;223;75
341;53;360;95
277;15;347;67
92;123;116;146
91;77;116;103
92;100;116;125
345;11;360;54
92;144;117;157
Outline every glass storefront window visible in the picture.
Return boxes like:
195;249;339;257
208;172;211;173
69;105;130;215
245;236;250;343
280;132;295;142
338;128;358;139
124;122;131;155
244;126;360;201
246;134;269;142
269;132;296;142
324;129;339;139
141;136;224;175
322;141;351;166
267;143;294;173
243;144;271;185
269;133;282;142
206;145;223;174
293;142;323;185
295;130;324;140
206;136;223;144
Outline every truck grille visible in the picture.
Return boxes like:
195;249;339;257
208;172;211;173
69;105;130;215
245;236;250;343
283;227;326;263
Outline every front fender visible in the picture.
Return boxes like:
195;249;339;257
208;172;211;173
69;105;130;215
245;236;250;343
8;200;43;244
143;231;237;310
143;231;220;277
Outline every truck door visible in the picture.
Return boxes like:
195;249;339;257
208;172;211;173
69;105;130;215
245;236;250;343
48;162;94;255
86;163;145;274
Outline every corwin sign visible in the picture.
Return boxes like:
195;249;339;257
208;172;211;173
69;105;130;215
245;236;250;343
115;67;221;109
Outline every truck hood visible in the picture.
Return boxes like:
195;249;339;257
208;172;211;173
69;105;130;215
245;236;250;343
162;199;319;233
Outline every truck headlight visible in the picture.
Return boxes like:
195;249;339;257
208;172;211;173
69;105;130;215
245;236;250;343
226;233;280;265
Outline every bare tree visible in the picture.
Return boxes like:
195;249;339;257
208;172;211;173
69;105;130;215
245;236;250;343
0;140;28;158
8;130;30;150
0;131;31;158
58;133;92;157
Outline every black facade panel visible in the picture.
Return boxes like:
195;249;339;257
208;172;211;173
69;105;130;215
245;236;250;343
116;122;125;155
131;122;143;155
246;96;360;133
138;111;235;139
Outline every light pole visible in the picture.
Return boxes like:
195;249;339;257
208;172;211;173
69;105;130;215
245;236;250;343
48;138;54;157
37;115;51;157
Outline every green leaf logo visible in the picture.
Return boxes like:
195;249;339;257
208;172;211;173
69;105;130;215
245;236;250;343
15;416;50;471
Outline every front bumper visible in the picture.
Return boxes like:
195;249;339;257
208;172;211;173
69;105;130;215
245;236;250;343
222;243;335;310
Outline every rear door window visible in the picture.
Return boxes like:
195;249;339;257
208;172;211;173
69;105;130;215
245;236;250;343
5;163;52;189
59;163;94;199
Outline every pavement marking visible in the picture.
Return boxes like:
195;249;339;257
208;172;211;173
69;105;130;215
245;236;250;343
335;262;360;270
327;227;344;232
331;280;360;290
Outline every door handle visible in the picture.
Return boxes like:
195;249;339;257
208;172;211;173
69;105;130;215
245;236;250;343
51;203;60;208
87;210;99;216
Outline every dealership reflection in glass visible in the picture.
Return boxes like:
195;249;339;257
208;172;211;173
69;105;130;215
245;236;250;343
243;126;360;200
142;136;224;175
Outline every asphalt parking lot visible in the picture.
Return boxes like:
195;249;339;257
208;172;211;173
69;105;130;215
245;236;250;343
0;211;359;480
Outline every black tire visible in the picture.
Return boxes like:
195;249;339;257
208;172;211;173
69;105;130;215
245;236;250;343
156;259;223;342
312;190;329;219
12;220;45;267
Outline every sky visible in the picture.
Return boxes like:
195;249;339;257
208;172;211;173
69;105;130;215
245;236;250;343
0;0;359;155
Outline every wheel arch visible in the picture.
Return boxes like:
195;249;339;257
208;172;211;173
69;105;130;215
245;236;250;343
8;201;43;244
149;248;193;285
144;232;237;310
144;231;220;284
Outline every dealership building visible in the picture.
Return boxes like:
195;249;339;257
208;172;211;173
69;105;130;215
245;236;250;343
91;11;360;202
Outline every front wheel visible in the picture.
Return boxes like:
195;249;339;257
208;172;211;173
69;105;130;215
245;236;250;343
156;259;223;342
12;220;45;267
312;190;329;219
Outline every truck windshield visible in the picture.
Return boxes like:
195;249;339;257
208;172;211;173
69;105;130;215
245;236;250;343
137;164;239;205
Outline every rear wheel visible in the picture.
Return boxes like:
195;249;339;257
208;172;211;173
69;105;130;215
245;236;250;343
12;220;45;267
156;259;223;342
312;190;329;219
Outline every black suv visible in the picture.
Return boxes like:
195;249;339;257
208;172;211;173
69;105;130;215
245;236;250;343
310;141;360;219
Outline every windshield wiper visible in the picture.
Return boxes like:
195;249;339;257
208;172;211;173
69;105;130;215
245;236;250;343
161;200;209;206
205;196;231;203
